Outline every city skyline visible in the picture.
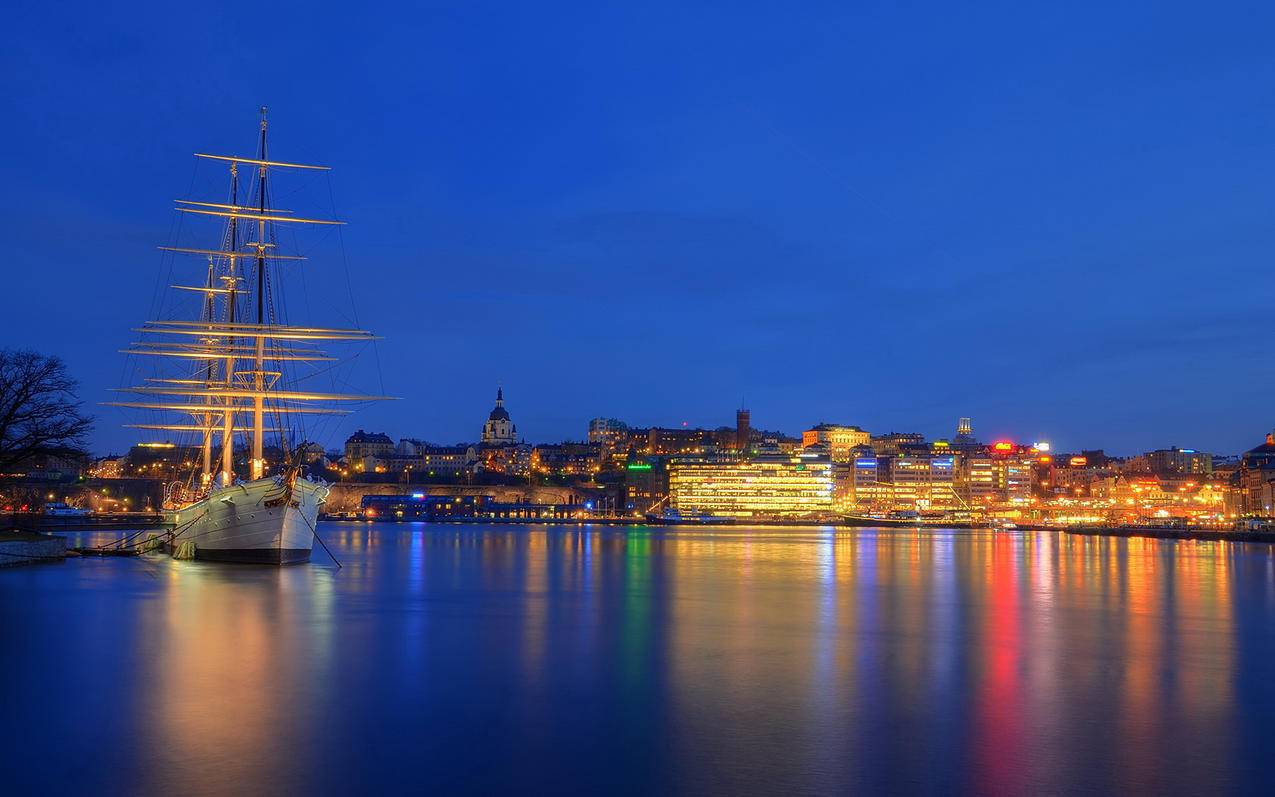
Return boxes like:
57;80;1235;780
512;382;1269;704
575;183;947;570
81;379;1266;460
6;2;1275;455
7;6;1275;795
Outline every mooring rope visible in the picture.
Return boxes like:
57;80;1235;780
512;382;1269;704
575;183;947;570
299;509;341;569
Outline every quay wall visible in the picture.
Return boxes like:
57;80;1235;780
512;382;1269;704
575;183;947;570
0;535;68;568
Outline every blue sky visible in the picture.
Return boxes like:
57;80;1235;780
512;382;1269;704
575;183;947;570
4;0;1274;455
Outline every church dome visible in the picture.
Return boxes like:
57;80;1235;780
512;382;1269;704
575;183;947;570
481;387;517;445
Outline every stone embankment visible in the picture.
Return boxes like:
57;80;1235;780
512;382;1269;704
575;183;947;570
0;531;69;567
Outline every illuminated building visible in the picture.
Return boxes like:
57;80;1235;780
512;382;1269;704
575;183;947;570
360;494;582;521
870;432;925;456
1048;459;1114;497
986;445;1034;504
955;454;995;506
997;457;1034;503
122;441;202;480
478;443;531;477
420;445;471;477
344;430;394;464
588;417;629;444
1128;447;1212;476
883;454;956;511
531;442;602;476
1238;432;1275;517
648;427;718;456
89;456;125;479
362;494;492;520
668;450;835;518
848;455;888;510
481;387;517;445
802;424;870;461
622;459;668;514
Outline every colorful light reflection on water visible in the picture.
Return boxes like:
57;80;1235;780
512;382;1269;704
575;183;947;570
3;524;1273;795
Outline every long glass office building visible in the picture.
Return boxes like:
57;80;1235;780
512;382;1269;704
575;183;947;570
669;451;836;518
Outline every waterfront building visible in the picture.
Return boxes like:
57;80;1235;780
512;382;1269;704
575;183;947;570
481;388;517;445
847;454;889;511
668;449;835;518
993;456;1034;505
735;408;751;453
359;494;583;521
802;424;870;462
1238;432;1275;517
344;430;394;465
955;453;996;507
882;453;957;511
362;494;493;520
622;458;668;515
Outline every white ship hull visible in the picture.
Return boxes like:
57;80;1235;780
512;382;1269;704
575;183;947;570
167;476;327;565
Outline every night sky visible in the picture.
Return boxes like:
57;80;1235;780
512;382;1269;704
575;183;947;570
5;1;1274;456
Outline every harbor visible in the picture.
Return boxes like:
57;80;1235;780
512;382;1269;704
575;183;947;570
5;2;1275;793
6;521;1274;795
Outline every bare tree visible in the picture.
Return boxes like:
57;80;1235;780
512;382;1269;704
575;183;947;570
0;350;93;472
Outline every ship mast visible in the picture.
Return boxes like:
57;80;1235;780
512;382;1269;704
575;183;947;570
199;255;216;485
221;162;239;485
251;106;269;481
110;112;393;501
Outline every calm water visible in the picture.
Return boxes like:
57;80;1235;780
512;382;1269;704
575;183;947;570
4;523;1275;796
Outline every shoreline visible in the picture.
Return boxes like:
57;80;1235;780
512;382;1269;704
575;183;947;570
320;517;1275;543
0;531;69;567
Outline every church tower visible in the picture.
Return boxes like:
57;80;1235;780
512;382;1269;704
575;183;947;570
481;387;517;445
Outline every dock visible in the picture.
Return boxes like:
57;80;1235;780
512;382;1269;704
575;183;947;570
1063;525;1275;544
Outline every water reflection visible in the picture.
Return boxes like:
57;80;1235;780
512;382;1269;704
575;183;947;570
2;525;1271;796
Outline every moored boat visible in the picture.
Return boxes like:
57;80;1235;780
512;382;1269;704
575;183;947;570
111;109;389;564
645;508;735;525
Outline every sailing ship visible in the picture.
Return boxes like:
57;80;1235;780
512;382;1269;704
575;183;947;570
109;109;387;564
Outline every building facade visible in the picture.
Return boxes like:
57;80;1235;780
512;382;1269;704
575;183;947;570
669;450;835;518
802;424;870;462
344;430;394;463
420;445;472;478
1129;447;1213;476
481;388;517;445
